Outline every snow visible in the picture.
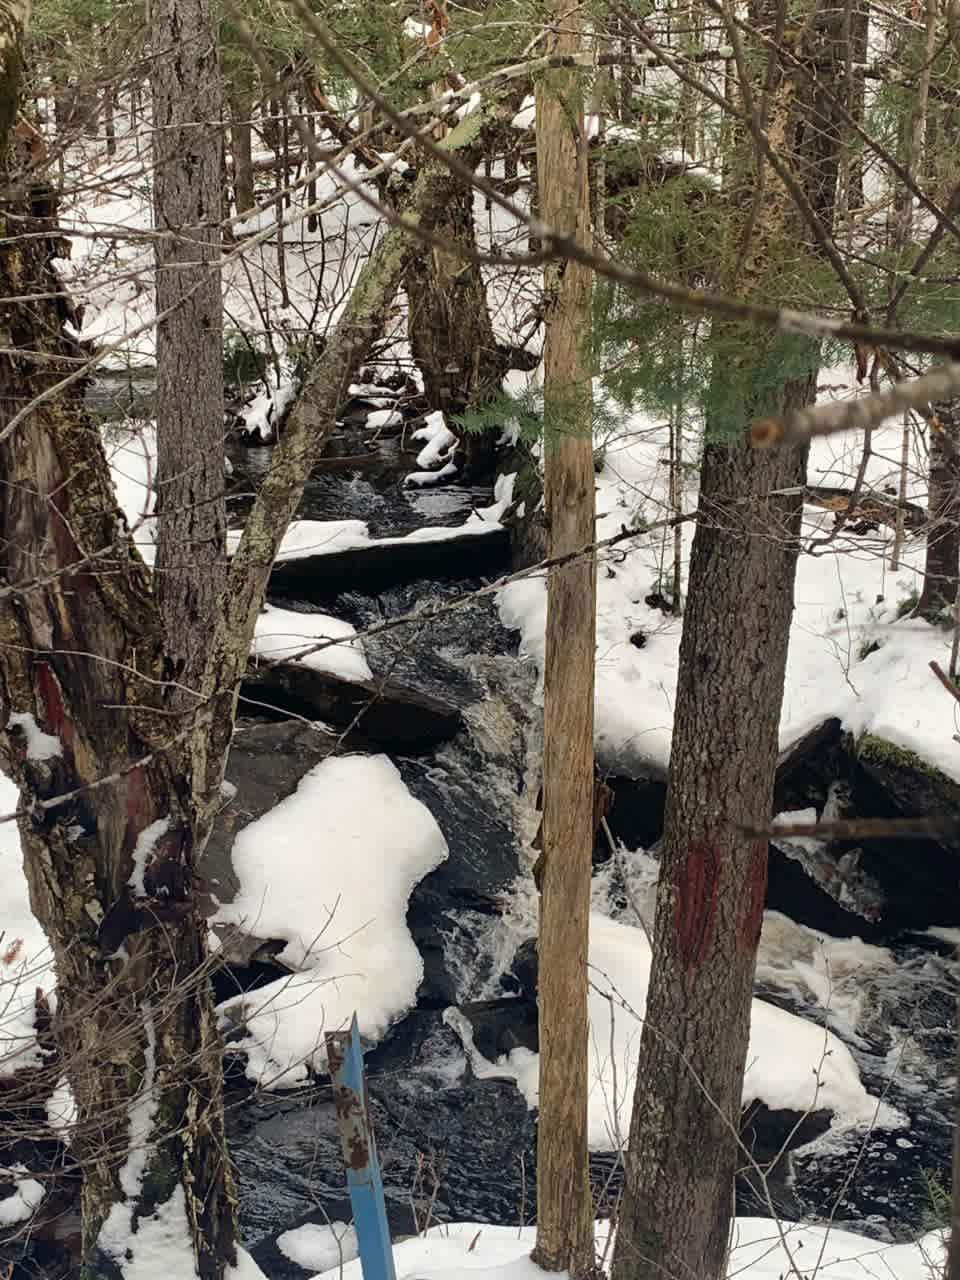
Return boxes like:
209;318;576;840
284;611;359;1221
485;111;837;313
278;1221;359;1271
235;362;298;444
460;913;900;1151
100;1184;200;1280
6;712;62;761
0;772;54;1078
469;472;517;525
0;1167;44;1226
252;604;372;683
365;408;404;430
313;1220;944;1280
105;421;158;565
215;754;448;1087
227;515;505;564
128;817;171;897
45;1076;77;1142
499;406;960;786
413;410;458;469
96;1003;161;1265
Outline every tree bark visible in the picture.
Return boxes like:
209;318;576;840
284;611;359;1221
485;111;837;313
229;94;255;215
918;400;960;617
0;201;239;1280
406;182;504;480
151;0;226;707
532;18;597;1279
610;7;844;1280
610;417;810;1280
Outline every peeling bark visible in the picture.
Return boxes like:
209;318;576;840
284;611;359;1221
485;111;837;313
532;15;597;1277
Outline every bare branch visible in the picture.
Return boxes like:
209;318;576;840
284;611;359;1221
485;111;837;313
752;363;960;446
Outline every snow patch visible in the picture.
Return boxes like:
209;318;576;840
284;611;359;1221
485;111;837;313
252;604;372;683
128;817;171;898
0;1167;44;1226
278;1221;359;1271
215;754;448;1087
7;712;62;761
451;913;902;1152
313;1220;944;1280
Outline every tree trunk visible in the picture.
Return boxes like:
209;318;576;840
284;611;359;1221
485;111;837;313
230;95;255;216
151;0;226;704
532;17;597;1278
610;417;810;1280
918;400;960;617
0;189;239;1280
406;182;503;481
610;5;844;1279
0;73;519;1279
948;993;960;1280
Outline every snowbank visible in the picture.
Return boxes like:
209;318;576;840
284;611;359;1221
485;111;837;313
314;1219;943;1280
499;410;960;784
467;914;901;1151
216;754;448;1087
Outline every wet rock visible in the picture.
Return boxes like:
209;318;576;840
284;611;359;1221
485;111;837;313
201;720;345;908
268;527;510;603
459;996;538;1060
240;661;463;754
846;733;960;930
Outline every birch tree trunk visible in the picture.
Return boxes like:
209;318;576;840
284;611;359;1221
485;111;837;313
532;11;597;1276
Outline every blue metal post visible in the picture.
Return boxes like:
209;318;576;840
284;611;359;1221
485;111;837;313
326;1014;398;1280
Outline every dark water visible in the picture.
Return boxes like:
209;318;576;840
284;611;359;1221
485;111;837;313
86;375;960;1270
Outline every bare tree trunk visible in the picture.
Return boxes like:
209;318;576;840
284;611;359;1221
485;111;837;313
531;10;597;1277
151;0;226;704
610;5;843;1279
0;156;239;1280
948;994;960;1280
104;90;116;156
406;183;504;479
919;400;960;617
610;413;810;1280
229;94;255;215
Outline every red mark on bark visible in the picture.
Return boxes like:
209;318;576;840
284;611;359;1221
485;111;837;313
738;840;768;952
123;766;155;855
673;839;722;971
34;662;75;751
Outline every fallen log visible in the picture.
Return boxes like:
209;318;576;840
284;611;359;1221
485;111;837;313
803;485;927;531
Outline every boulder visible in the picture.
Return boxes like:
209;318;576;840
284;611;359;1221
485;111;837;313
239;661;463;754
268;526;510;602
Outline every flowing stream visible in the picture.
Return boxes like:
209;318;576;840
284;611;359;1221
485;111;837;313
87;372;960;1277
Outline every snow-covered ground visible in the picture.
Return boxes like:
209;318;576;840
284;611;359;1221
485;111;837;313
253;1218;947;1280
500;402;959;785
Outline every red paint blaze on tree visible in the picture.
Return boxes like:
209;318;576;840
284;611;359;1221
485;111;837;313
738;839;768;951
673;839;723;970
